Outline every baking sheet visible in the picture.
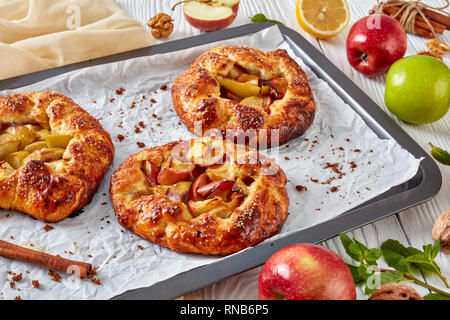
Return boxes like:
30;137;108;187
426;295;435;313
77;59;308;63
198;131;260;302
0;26;421;300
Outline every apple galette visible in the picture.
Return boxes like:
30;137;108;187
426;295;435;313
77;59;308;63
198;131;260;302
0;92;114;222
109;137;289;255
172;45;316;147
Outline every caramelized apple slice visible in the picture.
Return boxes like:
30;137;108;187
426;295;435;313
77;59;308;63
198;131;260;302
24;148;65;163
0;161;15;177
188;198;232;218
206;162;236;181
157;168;193;186
25;124;43;132
5;124;39;149
240;96;263;109
143;160;160;187
235;74;259;85
45;135;73;148
232;178;249;195
5;151;29;169
262;96;273;112
259;85;271;97
167;181;192;202
264;77;288;99
196;180;235;199
188;172;209;202
0;133;19;160
24;141;48;153
217;76;260;99
37;129;50;140
228;64;245;79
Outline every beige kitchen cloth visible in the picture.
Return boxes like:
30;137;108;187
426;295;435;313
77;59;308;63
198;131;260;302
0;0;155;80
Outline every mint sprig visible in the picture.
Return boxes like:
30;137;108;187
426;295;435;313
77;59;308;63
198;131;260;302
339;233;450;299
249;13;285;26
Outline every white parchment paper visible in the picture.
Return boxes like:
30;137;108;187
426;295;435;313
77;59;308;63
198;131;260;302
0;26;420;300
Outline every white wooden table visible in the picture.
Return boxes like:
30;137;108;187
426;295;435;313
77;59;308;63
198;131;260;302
116;0;449;299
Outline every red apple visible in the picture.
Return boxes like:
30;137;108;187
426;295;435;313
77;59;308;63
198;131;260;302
188;172;210;201
258;244;356;300
183;0;240;32
346;14;407;77
196;179;235;198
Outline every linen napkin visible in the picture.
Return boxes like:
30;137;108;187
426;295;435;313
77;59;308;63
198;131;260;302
0;0;155;80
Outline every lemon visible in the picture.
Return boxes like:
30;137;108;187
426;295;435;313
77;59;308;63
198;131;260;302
296;0;350;39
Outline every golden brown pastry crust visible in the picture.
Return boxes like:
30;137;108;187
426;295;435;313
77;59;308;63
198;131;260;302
172;45;316;147
0;91;114;222
109;138;289;256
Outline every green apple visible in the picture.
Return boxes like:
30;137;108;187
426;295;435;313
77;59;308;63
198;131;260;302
385;55;450;124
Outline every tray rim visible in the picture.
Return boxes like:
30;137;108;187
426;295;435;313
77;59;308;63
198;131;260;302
0;23;442;300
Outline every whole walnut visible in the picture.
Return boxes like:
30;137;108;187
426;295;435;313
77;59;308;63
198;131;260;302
432;209;450;253
147;13;174;39
369;282;423;300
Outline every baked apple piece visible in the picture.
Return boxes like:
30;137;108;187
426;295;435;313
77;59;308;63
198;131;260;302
167;181;192;202
157;157;195;186
217;76;260;99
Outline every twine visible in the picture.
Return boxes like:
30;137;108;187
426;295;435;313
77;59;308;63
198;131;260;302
376;0;449;35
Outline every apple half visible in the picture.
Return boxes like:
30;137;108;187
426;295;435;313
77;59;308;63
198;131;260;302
183;0;240;32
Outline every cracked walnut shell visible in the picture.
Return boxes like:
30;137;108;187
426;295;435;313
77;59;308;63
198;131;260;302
432;209;450;253
147;13;174;39
369;282;423;300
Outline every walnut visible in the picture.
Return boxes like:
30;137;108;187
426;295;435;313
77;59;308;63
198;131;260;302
432;209;450;253
147;13;174;39
417;50;443;61
427;38;450;55
369;282;423;300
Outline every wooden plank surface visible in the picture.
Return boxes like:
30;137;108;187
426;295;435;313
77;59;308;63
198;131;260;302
116;0;450;299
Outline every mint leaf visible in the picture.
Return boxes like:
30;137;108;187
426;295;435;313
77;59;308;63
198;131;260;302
249;13;285;26
340;233;363;262
357;264;373;281
250;13;267;23
346;263;366;284
424;293;450;300
380;239;421;274
365;248;382;265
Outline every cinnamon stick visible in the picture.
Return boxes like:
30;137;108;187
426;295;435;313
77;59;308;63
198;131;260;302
384;6;446;34
422;7;450;30
0;240;92;278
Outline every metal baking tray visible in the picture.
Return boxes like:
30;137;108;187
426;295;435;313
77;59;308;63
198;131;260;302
0;23;442;300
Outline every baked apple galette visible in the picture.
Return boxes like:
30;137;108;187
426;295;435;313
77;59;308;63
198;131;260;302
0;92;114;222
109;137;289;255
172;45;316;147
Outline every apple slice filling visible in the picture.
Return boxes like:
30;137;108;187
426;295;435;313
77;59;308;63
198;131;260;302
0;122;73;174
217;65;288;113
141;142;253;219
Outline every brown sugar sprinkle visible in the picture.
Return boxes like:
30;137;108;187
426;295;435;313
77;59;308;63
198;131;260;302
295;185;308;192
284;156;290;161
353;149;361;153
116;87;125;95
14;296;21;300
330;186;339;193
43;224;54;232
9;281;15;289
117;134;125;142
137;142;146;148
110;98;115;103
160;85;168;91
130;102;136;109
150;98;157;103
12;273;22;282
349;161;357;172
138;121;146;128
310;178;319;183
345;138;351;142
32;280;40;289
137;245;144;250
48;269;61;282
366;187;372;191
324;162;345;179
134;126;141;133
